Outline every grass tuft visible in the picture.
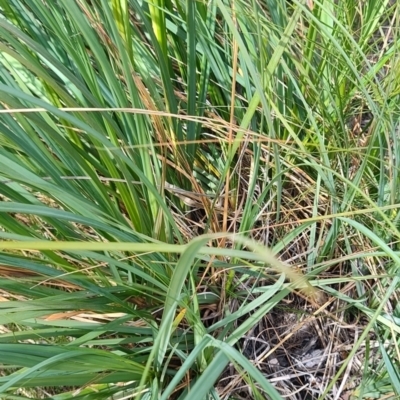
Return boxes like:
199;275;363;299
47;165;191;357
0;0;399;398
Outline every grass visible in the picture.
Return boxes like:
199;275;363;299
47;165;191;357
0;0;399;398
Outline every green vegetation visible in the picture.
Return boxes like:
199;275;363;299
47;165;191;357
0;0;399;398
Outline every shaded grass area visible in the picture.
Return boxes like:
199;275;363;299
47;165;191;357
0;0;399;398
